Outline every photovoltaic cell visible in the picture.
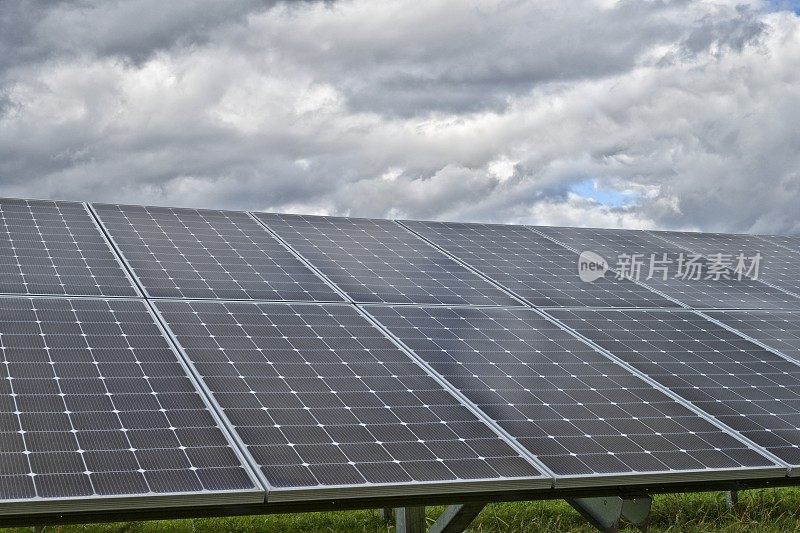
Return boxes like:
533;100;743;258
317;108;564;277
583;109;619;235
154;301;542;494
548;308;800;465
535;226;800;310
255;213;521;306
0;198;138;298
704;310;800;364
366;306;774;478
650;230;800;297
91;204;343;302
401;220;677;308
0;297;257;504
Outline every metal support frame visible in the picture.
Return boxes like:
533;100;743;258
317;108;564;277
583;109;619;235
725;490;739;510
428;503;486;533
391;503;486;533
379;507;393;522
569;496;651;533
396;506;426;533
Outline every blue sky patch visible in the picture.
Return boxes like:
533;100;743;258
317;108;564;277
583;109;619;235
570;180;636;207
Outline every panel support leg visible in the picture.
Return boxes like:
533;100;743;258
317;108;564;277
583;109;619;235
621;496;652;532
429;503;486;533
725;490;739;510
569;496;623;533
569;496;651;533
395;506;426;533
379;507;393;523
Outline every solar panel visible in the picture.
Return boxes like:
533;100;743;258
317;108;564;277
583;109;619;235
153;300;545;500
0;297;261;513
650;230;800;297
547;308;800;466
759;235;800;251
91;204;343;302
535;226;800;310
366;305;778;483
401;220;677;308
704;310;800;364
0;198;138;298
254;213;522;306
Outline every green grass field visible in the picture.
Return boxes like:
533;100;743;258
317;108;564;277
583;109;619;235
6;488;800;532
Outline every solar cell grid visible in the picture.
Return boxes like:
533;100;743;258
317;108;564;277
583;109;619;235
0;297;257;505
650;230;800;297
534;226;800;310
704;310;800;364
547;308;800;466
255;213;522;306
91;204;343;302
759;235;800;251
366;305;775;479
401;220;677;308
0;198;138;298
154;300;543;496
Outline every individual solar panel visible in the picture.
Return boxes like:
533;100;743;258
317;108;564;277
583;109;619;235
547;308;800;466
650;230;800;297
401;220;677;308
0;297;260;513
154;301;545;500
0;198;138;298
535;226;800;310
704;310;800;364
366;306;777;483
255;213;521;307
91;203;343;302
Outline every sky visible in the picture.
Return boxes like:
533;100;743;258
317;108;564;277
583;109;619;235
1;0;800;233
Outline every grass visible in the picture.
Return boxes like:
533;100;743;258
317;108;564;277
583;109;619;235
5;488;800;532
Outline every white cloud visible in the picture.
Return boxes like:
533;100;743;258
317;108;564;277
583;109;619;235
0;0;799;233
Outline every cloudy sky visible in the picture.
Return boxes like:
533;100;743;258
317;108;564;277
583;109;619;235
2;0;800;233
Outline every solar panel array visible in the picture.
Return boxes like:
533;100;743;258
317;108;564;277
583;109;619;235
0;297;258;506
366;306;773;478
535;225;800;310
650;229;800;297
92;204;342;302
154;301;543;493
401;220;678;308
1;194;799;520
547;309;800;464
255;213;521;306
0;199;138;298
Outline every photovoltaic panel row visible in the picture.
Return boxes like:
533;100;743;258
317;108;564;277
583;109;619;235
703;310;800;365
535;225;800;310
547;308;800;466
255;213;521;307
91;204;343;302
759;235;800;251
401;220;677;308
365;305;779;483
650;230;800;297
0;198;138;298
154;301;545;499
0;297;260;512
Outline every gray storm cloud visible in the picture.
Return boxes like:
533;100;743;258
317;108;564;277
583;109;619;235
1;0;799;233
